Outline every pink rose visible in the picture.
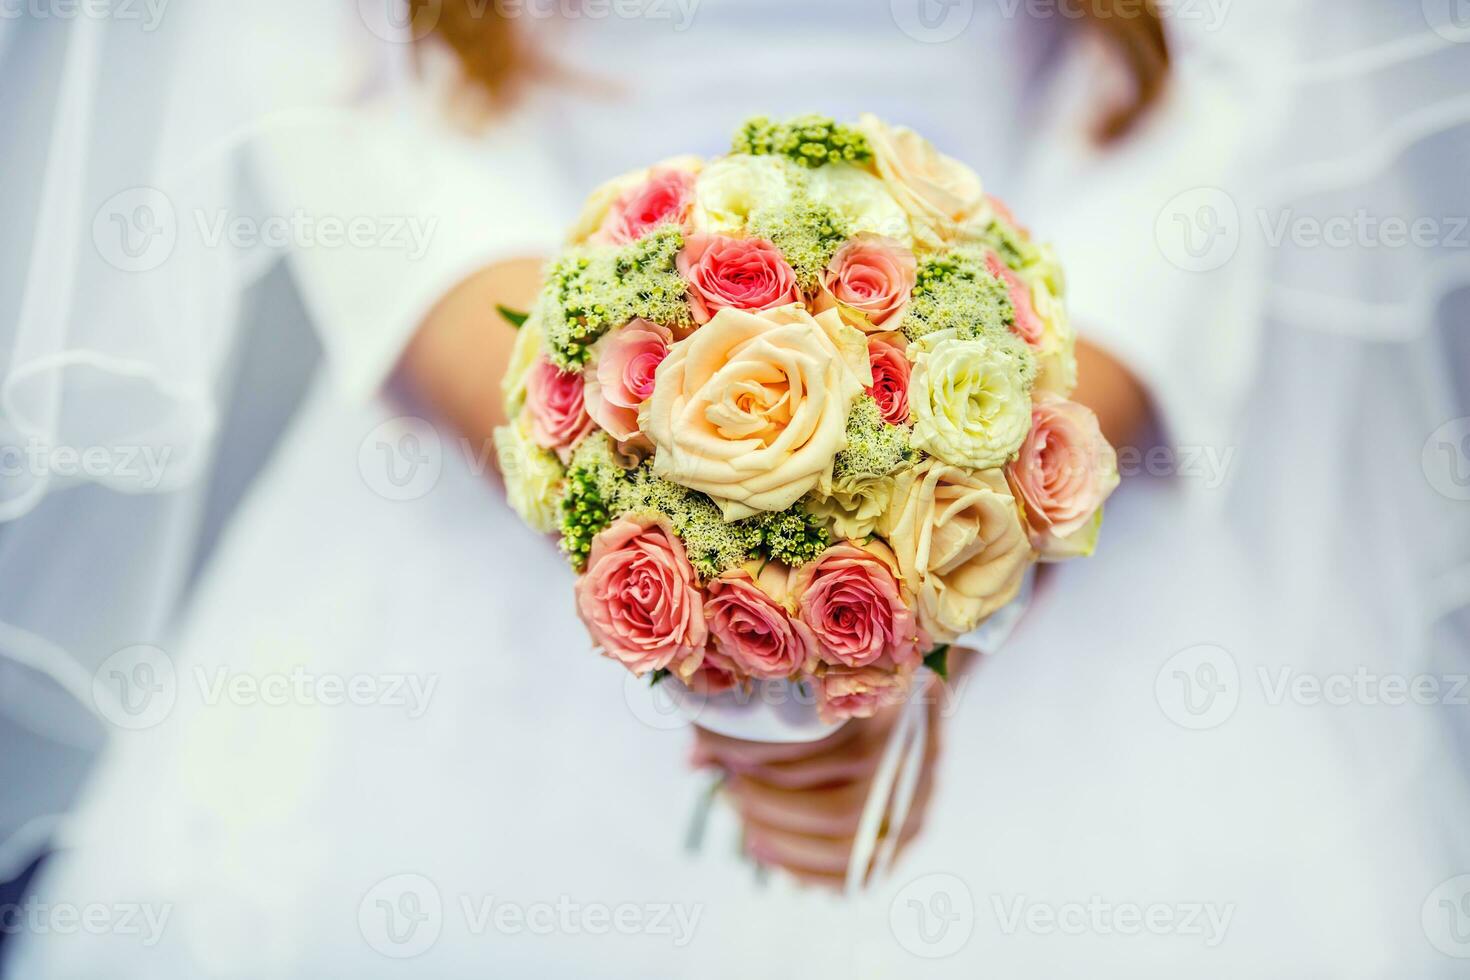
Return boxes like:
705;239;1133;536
866;334;911;425
985;251;1043;347
525;356;595;461
583;319;673;445
685;643;742;696
575;516;707;679
793;541;922;671
815;666;909;724
1006;394;1120;558
705;562;816;680
817;235;916;331
677;234;800;324
599;168;696;245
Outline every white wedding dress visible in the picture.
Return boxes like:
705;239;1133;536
7;2;1469;977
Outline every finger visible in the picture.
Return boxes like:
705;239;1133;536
744;811;928;881
735;713;903;788
727;775;869;838
692;721;860;769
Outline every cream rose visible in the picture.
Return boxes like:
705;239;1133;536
640;304;871;520
493;419;564;534
858;113;987;247
882;459;1032;641
501;306;545;418
692;155;796;234
1029;283;1079;396
805;164;912;243
908;330;1034;469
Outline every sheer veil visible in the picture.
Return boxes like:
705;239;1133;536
0;1;420;876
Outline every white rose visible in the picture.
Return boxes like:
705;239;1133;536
641;304;871;520
494;419;565;533
805;164;912;244
908;330;1034;469
692;155;796;234
806;470;898;540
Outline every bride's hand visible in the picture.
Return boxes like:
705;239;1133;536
690;682;949;889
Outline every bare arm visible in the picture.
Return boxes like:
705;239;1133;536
396;256;546;454
1072;335;1151;450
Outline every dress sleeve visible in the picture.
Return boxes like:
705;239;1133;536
1016;34;1270;454
249;100;563;402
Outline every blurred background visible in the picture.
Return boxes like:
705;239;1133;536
0;0;1467;976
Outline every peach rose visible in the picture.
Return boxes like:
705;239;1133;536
677;234;800;324
524;356;595;461
1006;394;1118;559
858;113;986;246
882;459;1033;642
598;168;696;244
816;234;916;332
640;304;871;519
792;540;923;672
866;333;912;425
815;666;910;724
575;515;707;679
583;319;673;446
705;561;816;679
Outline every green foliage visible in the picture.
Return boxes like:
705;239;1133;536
620;467;762;581
832;396;916;483
747;196;851;292
540;227;692;369
751;505;831;567
557;434;626;570
496;304;529;329
732;114;872;169
924;644;950;680
902;249;1016;345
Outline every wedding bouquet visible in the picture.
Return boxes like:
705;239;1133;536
496;114;1118;725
